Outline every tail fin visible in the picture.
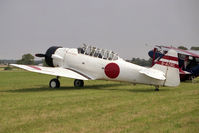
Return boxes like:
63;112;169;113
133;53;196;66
152;49;180;87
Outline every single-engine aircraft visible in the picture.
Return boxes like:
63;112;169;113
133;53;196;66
11;44;180;91
148;45;199;81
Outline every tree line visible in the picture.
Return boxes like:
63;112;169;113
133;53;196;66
126;58;152;67
177;46;199;50
0;54;43;65
1;46;198;66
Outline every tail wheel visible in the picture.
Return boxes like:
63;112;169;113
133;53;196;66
49;78;60;88
154;85;159;91
74;79;84;87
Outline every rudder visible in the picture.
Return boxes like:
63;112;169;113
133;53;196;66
152;49;180;87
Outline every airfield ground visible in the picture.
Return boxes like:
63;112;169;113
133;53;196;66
0;70;199;133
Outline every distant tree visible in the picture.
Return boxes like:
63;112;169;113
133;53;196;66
127;58;152;67
17;54;34;65
178;46;188;50
190;46;199;51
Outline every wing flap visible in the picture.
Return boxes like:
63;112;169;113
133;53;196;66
11;64;91;80
139;68;166;80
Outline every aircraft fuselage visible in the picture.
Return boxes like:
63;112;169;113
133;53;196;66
53;48;164;86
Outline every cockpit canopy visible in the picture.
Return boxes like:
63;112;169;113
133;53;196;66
78;44;119;60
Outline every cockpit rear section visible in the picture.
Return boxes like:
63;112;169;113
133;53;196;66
77;44;119;61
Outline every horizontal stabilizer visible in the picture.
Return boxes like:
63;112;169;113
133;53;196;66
139;68;166;80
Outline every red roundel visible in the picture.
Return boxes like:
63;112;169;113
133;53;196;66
104;63;120;79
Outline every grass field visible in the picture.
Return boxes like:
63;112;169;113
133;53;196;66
0;70;199;133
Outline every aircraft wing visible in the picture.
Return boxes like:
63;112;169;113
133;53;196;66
171;49;199;58
139;68;166;80
156;45;199;58
11;64;92;80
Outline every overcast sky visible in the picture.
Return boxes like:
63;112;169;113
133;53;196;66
0;0;199;60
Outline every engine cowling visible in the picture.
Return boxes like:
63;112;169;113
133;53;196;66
45;46;62;67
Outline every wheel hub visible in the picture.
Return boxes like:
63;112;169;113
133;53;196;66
51;81;56;88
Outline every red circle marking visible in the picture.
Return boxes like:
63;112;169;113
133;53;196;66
104;63;120;79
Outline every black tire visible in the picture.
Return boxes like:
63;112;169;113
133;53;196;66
74;79;84;87
49;78;60;88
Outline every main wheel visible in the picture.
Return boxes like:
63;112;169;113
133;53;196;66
49;78;60;88
74;79;84;87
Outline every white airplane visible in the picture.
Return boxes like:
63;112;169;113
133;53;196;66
11;45;180;91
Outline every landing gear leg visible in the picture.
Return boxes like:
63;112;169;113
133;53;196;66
74;79;84;87
49;77;60;88
154;86;159;91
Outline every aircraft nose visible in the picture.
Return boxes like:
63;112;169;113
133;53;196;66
45;46;62;67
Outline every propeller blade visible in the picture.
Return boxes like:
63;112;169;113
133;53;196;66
35;54;45;57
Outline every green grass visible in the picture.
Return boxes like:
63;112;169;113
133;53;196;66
0;70;199;133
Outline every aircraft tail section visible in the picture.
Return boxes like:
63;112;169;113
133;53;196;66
152;49;180;87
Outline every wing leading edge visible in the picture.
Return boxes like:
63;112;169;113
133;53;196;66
11;64;92;80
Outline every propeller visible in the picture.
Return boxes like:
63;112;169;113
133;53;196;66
35;53;46;57
34;46;62;67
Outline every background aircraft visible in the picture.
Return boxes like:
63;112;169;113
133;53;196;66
11;45;180;91
148;45;199;81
